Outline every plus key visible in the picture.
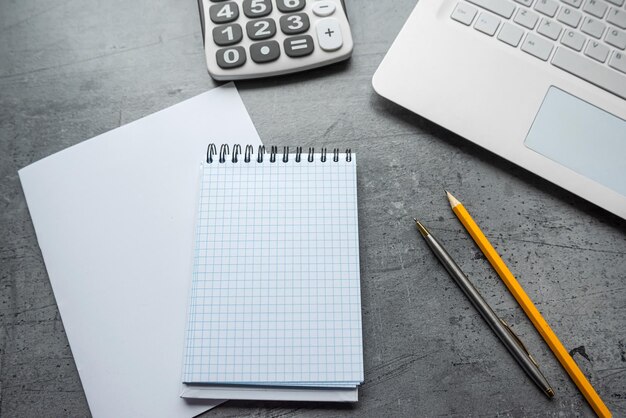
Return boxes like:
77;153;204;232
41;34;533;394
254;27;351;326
316;18;343;51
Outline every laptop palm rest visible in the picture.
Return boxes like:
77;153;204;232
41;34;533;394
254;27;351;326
525;87;626;197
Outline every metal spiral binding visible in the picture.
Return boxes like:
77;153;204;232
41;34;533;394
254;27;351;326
206;143;217;163
244;145;254;163
232;144;241;163
219;144;229;163
257;145;265;163
269;146;278;163
206;144;352;163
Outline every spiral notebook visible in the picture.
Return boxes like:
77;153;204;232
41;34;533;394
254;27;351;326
181;144;363;401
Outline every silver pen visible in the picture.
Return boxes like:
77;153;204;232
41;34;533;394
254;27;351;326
414;219;554;399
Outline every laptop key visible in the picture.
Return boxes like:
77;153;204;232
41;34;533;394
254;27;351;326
514;8;540;28
552;46;626;99
556;6;582;27
475;12;502;35
606;27;626;49
561;0;582;8
534;0;559;17
581;16;606;38
538;18;563;39
609;51;626;73
521;32;554;59
561;28;587;50
451;2;478;25
584;39;610;62
582;0;608;19
607;8;626;30
466;0;516;18
498;22;525;45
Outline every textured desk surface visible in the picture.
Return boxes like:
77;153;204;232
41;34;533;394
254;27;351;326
1;0;625;416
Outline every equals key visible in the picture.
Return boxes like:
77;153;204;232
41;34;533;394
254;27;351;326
284;35;315;57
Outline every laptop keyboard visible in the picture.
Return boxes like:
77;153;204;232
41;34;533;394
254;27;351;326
451;0;626;100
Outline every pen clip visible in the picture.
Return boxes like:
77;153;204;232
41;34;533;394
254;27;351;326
499;318;540;368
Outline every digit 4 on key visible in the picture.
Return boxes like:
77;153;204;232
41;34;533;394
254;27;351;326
198;0;354;80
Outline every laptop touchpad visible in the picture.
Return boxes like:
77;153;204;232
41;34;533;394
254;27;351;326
524;87;626;197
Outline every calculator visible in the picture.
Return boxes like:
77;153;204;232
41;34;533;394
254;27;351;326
197;0;354;80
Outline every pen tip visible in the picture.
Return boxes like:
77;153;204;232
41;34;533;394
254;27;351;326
413;219;429;237
546;388;555;399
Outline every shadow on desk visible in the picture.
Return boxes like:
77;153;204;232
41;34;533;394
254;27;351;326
196;400;355;417
233;60;352;91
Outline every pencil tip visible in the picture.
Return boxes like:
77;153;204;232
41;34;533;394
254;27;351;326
446;191;461;208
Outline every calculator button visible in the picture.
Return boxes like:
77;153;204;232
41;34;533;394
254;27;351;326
284;35;314;57
276;0;306;13
246;18;277;40
216;46;247;68
312;1;336;17
316;18;343;51
209;2;239;24
250;40;281;63
243;0;273;18
280;13;310;35
212;23;243;46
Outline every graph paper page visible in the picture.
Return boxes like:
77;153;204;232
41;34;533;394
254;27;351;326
183;154;363;385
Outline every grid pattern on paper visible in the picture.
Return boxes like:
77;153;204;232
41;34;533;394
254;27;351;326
183;155;363;385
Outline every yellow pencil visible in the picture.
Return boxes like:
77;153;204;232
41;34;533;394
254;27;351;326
446;191;611;418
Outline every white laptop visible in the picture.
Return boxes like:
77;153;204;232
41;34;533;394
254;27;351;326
373;0;626;219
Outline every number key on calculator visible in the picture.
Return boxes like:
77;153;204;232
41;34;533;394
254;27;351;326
198;0;354;80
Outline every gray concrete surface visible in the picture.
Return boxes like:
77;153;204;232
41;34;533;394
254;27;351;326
1;0;625;416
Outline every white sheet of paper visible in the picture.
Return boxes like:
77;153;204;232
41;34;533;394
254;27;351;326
18;84;259;417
